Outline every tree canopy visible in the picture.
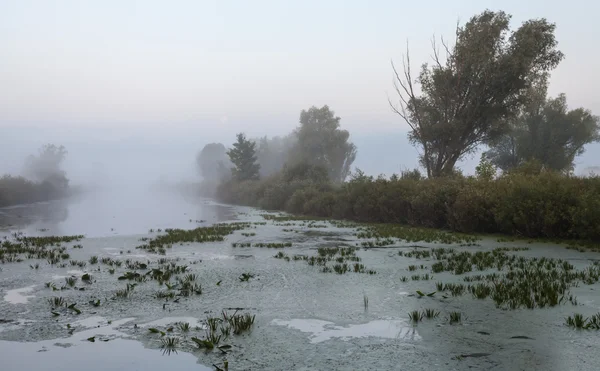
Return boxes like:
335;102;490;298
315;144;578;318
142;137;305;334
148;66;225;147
288;105;357;183
196;143;231;181
23;144;69;189
391;10;564;177
486;79;600;173
227;133;261;181
252;134;297;178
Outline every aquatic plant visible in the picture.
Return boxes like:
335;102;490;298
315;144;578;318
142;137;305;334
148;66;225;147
191;336;217;350
137;223;252;253
222;311;255;335
565;314;588;329
449;312;462;324
423;308;440;319
48;296;66;308
65;276;77;287
160;337;179;355
67;303;81;315
408;310;423;323
155;290;175;299
177;322;191;333
238;273;255;282
89;256;98;265
114;283;135;299
363;294;369;310
81;273;93;283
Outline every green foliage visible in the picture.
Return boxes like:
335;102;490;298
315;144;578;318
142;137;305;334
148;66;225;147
486;82;600;173
475;154;496;181
252;134;297;177
391;10;563;177
227;133;261;181
288;105;357;183
0;143;70;207
0;175;64;207
217;169;600;241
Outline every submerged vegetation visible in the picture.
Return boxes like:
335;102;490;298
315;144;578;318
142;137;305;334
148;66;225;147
136;223;252;254
565;313;600;330
0;233;84;265
407;247;600;310
274;246;376;275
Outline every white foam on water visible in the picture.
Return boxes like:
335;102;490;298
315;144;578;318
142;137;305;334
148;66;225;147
4;285;36;304
271;318;421;343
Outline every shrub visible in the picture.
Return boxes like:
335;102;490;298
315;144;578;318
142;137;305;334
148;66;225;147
216;169;600;241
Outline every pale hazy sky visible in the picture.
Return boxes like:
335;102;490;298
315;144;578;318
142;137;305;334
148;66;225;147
1;0;599;137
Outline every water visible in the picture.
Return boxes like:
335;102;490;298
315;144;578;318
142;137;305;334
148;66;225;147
0;317;212;371
0;187;237;237
4;285;36;304
1;192;600;370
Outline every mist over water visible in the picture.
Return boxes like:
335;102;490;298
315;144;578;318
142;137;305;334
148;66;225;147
0;188;237;238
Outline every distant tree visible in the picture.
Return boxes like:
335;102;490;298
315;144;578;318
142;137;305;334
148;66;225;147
486;81;600;173
23;144;69;189
475;154;496;181
196;143;231;181
289;105;357;183
252;134;297;177
400;168;423;180
227;133;260;181
581;166;600;177
390;10;564;177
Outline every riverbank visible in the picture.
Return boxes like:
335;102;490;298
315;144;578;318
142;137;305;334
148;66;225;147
0;175;72;209
216;170;600;243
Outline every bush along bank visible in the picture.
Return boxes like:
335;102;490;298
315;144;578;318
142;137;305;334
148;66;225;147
216;165;600;242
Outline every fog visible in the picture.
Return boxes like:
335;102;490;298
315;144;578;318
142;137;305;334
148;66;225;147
2;123;599;193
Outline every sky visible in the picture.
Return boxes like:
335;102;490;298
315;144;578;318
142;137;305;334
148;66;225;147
1;0;599;176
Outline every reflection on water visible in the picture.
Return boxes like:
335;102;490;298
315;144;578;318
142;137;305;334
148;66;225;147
0;188;236;237
4;285;37;305
0;317;212;371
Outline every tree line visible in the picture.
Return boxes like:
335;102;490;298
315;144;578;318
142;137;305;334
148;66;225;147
0;144;70;208
196;105;357;188
196;10;600;241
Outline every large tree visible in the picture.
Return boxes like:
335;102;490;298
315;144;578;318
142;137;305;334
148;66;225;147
227;133;260;181
390;10;564;177
252;134;297;178
486;80;599;172
196;143;231;181
288;105;357;183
